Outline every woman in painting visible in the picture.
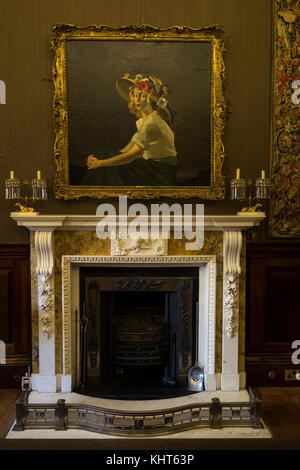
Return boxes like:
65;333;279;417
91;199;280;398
81;73;177;186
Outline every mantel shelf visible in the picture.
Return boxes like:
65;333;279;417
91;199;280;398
10;212;265;232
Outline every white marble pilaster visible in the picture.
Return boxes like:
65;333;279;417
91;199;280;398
221;230;242;391
61;374;72;392
35;230;58;392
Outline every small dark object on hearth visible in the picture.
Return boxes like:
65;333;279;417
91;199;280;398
162;376;176;387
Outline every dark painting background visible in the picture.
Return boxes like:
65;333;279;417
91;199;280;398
66;40;211;186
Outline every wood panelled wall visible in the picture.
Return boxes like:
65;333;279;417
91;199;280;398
246;244;300;387
0;0;272;243
0;245;31;388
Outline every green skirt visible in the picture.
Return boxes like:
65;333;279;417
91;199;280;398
81;156;177;186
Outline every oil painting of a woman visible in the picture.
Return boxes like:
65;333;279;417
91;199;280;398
81;73;177;186
57;31;222;198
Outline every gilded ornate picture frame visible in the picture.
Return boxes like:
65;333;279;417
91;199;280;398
51;24;226;200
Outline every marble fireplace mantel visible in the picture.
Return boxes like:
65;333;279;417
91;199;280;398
11;212;265;394
11;212;265;231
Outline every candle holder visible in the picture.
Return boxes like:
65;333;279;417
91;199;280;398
230;169;270;213
5;170;47;212
255;172;271;199
5;171;21;200
230;168;246;200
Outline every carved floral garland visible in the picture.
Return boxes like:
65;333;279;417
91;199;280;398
224;274;239;337
38;275;53;339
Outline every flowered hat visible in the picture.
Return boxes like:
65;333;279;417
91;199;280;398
116;73;171;121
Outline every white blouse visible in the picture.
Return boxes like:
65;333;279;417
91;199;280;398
131;111;177;160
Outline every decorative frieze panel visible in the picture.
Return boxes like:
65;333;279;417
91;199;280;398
111;235;168;256
116;279;164;290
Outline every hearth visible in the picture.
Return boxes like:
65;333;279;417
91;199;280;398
76;267;199;399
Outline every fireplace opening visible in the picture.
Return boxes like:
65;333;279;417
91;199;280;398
113;291;169;377
77;267;199;399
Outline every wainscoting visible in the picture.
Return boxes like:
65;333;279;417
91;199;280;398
0;245;31;388
246;243;300;387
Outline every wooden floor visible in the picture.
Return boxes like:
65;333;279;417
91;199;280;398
254;387;300;439
0;387;300;439
0;389;21;439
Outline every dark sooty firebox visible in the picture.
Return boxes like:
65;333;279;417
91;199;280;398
77;267;199;399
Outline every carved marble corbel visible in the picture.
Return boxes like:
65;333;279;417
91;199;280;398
223;231;242;337
35;231;54;276
35;231;55;339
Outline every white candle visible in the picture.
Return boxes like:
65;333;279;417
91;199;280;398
10;170;14;179
236;168;240;179
37;170;41;180
261;170;265;179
